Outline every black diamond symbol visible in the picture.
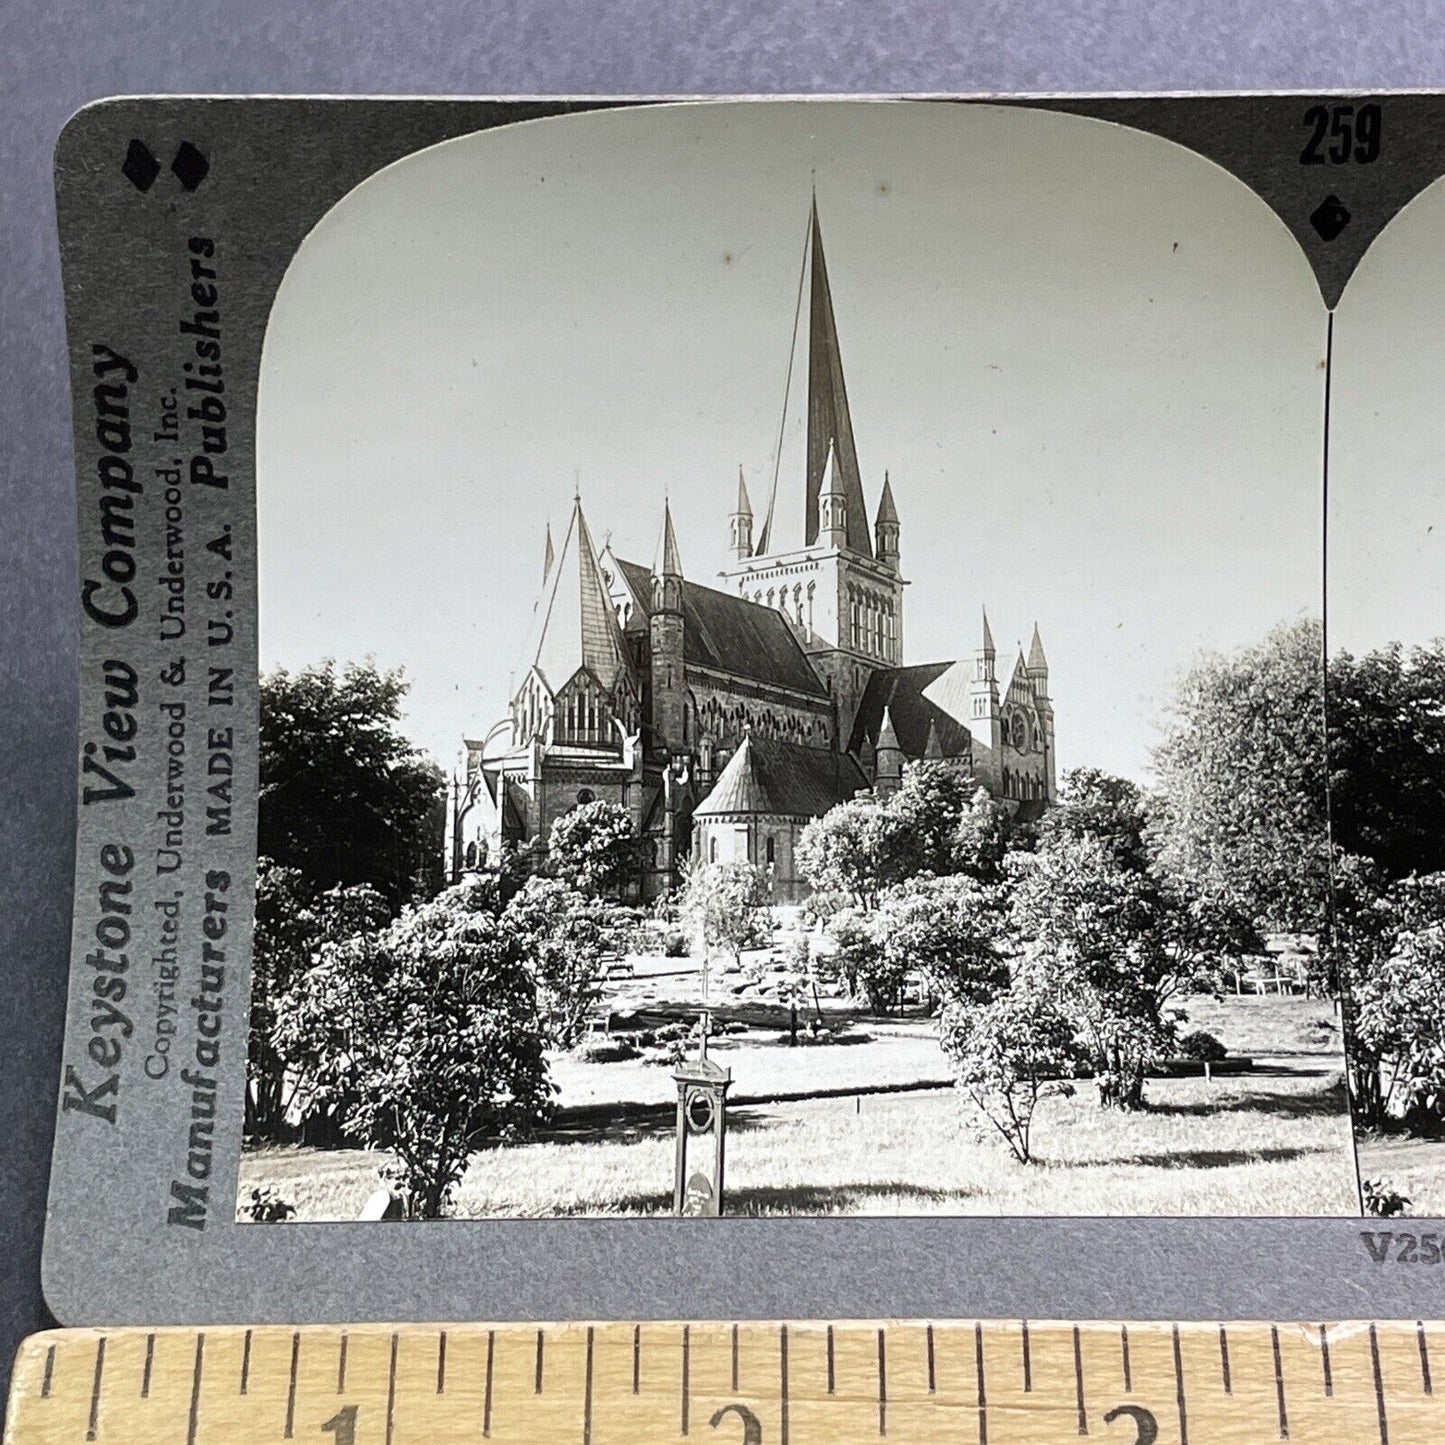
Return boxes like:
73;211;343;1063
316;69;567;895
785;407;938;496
122;139;160;192
171;142;209;192
1310;194;1351;243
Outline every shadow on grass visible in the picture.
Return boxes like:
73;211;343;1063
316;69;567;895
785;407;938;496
551;1181;979;1217
1061;1144;1327;1171
537;1102;783;1147
1147;1077;1349;1122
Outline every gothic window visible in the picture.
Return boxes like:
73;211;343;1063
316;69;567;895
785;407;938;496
766;835;776;864
709;837;718;863
577;788;595;804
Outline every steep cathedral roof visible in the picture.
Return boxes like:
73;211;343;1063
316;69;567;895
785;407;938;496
694;735;868;819
848;663;974;761
519;499;634;695
613;558;828;699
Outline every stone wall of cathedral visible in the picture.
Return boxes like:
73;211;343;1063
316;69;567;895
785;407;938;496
688;672;834;753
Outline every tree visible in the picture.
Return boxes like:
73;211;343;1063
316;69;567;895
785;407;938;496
890;761;1007;881
679;860;771;967
273;879;551;1218
548;799;645;897
796;795;896;907
1039;767;1151;870
502;876;635;1047
1009;810;1249;1110
259;660;445;908
874;874;1007;1006
1335;866;1445;1129
940;984;1079;1163
1328;642;1445;881
246;859;387;1138
797;761;1009;902
1151;618;1329;934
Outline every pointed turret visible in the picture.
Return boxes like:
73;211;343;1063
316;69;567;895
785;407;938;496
649;498;687;752
924;719;944;760
729;468;754;561
653;498;684;612
965;606;1003;790
981;607;996;658
875;471;900;572
875;705;904;797
818;440;848;549
1027;622;1047;674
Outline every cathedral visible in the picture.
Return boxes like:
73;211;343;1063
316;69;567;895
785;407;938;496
460;199;1057;900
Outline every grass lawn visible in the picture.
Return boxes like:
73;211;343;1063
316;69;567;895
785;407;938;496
240;1066;1360;1221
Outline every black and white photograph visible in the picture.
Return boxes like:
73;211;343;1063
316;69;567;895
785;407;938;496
237;100;1361;1222
1329;173;1445;1221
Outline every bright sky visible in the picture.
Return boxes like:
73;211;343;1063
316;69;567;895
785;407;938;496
257;100;1329;785
1331;173;1445;658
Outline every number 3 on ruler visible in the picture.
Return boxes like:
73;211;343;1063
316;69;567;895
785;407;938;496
1301;103;1382;165
321;1404;358;1445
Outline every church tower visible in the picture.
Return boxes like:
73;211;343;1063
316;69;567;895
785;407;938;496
967;608;1003;791
649;499;687;754
1028;623;1057;802
718;196;906;744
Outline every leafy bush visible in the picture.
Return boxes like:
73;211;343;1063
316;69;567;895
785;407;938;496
274;880;552;1219
941;986;1079;1164
1177;1030;1229;1063
244;1185;296;1223
1362;1178;1411;1218
548;799;645;897
663;928;691;958
573;1037;642;1064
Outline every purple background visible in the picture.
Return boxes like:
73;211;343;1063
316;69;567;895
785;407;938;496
2;0;1441;1397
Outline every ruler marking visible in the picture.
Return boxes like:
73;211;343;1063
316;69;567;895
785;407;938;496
186;1334;205;1445
142;1332;155;1399
1418;1322;1433;1395
535;1329;545;1394
877;1327;887;1437
240;1327;252;1395
1073;1324;1087;1435
732;1323;740;1393
483;1329;495;1437
41;1343;55;1399
1021;1320;1033;1393
1320;1323;1333;1397
1371;1323;1390;1445
1120;1325;1131;1393
681;1324;691;1436
285;1331;301;1438
926;1323;936;1394
632;1324;640;1396
386;1332;399;1445
975;1322;988;1445
1271;1324;1289;1439
583;1326;595;1445
1172;1323;1189;1445
438;1330;448;1394
338;1331;348;1394
780;1325;790;1445
86;1336;106;1441
1219;1325;1232;1394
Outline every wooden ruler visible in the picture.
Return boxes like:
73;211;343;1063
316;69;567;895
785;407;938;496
5;1320;1443;1445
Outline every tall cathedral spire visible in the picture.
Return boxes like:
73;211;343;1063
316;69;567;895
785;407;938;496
804;196;873;557
756;197;874;558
